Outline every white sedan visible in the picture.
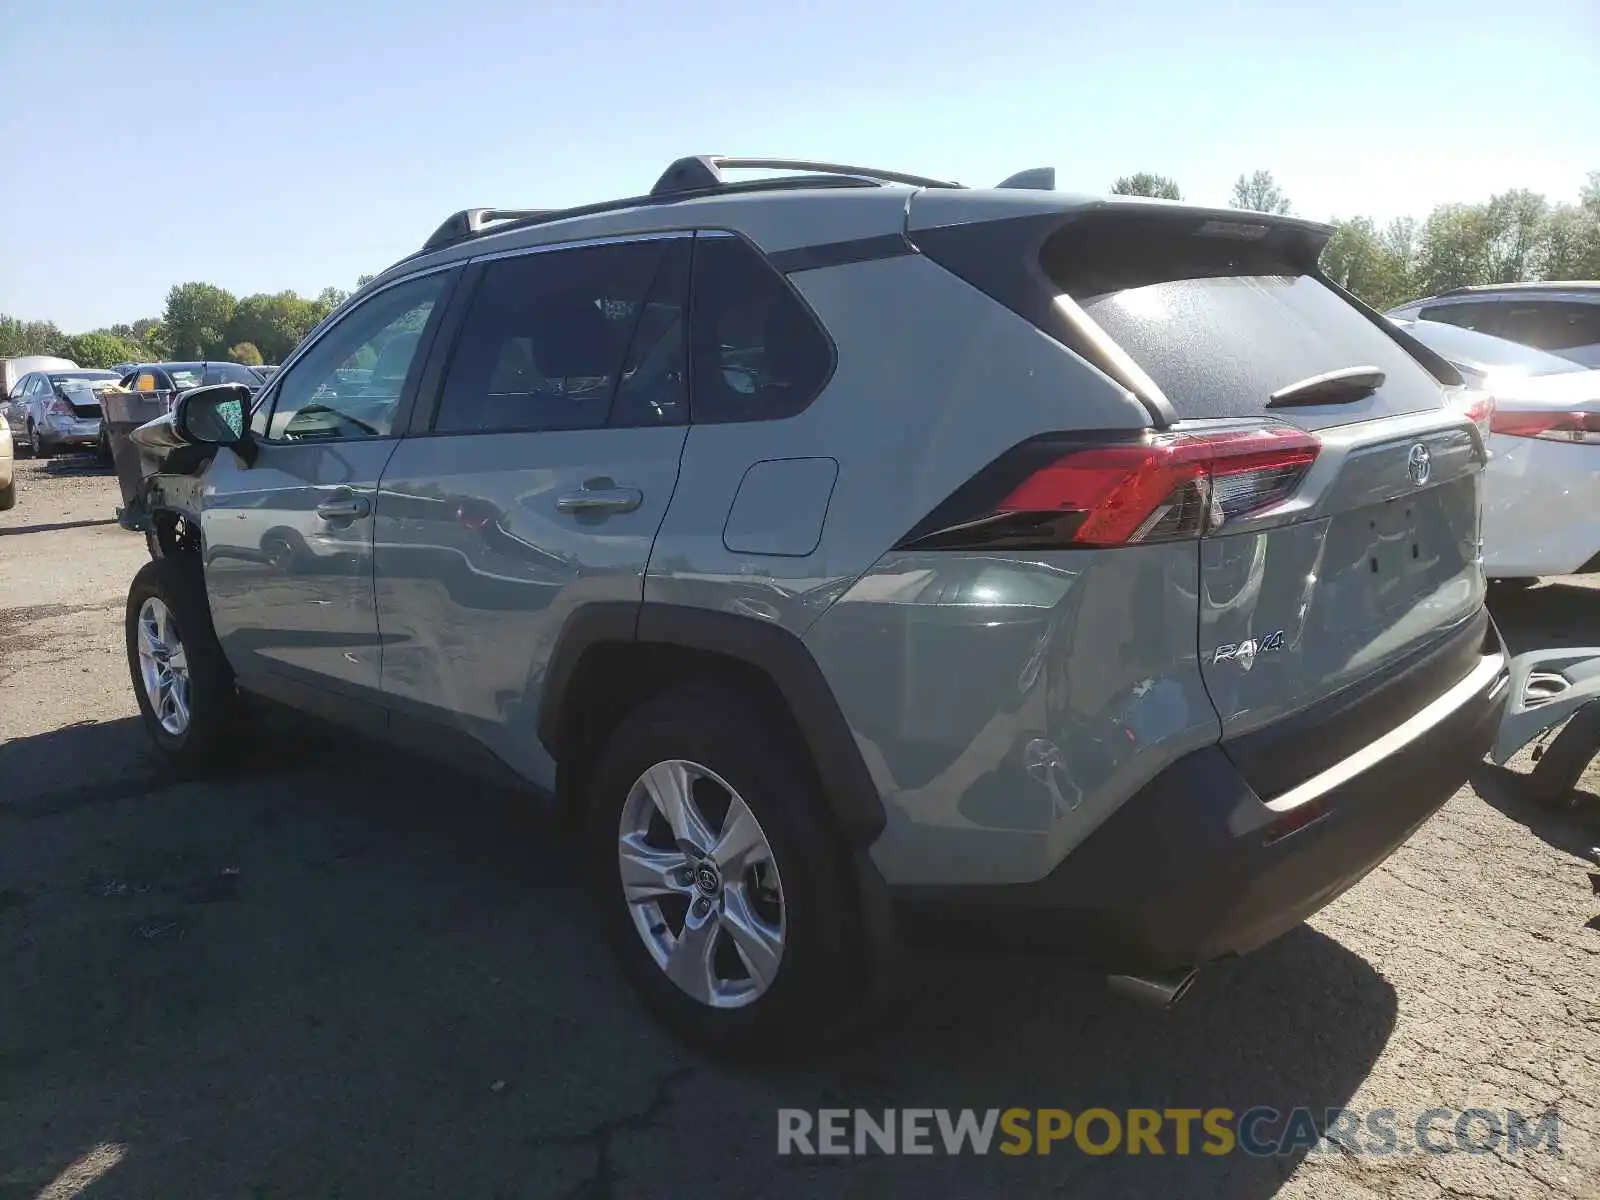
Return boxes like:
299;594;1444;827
0;415;13;510
1396;319;1599;582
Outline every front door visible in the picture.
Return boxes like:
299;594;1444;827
375;235;692;786
204;269;456;697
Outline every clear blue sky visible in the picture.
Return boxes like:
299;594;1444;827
2;0;1595;331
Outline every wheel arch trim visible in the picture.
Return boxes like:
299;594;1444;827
537;601;887;845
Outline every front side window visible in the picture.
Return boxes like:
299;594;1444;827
434;239;673;434
267;271;448;442
689;235;833;424
1418;300;1499;334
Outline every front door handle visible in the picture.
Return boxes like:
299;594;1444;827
315;494;371;522
556;486;643;515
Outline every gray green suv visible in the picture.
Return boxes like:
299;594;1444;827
121;156;1510;1056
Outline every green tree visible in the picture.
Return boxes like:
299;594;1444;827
0;316;67;357
61;332;140;368
163;282;237;358
1414;204;1494;294
1110;172;1182;200
316;286;348;309
226;291;325;363
1482;189;1549;283
1320;217;1416;311
1229;169;1291;215
228;341;264;366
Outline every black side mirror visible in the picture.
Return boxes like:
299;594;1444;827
173;383;257;464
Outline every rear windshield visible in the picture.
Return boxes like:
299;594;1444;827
49;370;119;382
1047;223;1446;422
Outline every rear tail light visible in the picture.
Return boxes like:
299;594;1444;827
897;426;1320;552
47;394;74;417
1490;410;1600;445
1448;389;1495;441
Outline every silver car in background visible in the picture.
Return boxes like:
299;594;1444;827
4;368;122;457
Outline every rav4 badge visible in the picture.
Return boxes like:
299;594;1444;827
1211;629;1286;670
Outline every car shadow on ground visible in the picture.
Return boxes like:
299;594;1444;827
0;715;1398;1198
1470;761;1599;860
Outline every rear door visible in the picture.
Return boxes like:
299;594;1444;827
1053;214;1488;759
374;234;691;785
203;268;456;698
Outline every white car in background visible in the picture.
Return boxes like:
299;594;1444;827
1395;318;1599;582
0;416;13;510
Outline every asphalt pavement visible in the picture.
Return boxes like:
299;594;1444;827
1;455;1596;1199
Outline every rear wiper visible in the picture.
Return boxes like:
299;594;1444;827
1267;365;1386;408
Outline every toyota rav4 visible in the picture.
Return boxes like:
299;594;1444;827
120;156;1510;1056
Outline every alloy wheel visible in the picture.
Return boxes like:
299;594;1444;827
135;596;191;735
618;759;786;1009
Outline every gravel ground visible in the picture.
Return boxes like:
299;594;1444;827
1;456;1596;1199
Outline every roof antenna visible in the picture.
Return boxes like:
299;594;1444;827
996;167;1055;191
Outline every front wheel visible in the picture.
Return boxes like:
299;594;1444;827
125;557;238;771
586;684;866;1060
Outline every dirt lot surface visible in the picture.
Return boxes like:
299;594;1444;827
2;456;1596;1199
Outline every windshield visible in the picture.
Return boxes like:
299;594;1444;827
1400;319;1584;378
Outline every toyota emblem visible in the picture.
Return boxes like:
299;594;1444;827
1406;443;1432;487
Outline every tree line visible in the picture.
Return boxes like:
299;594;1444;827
5;170;1597;370
0;274;372;371
1111;169;1600;312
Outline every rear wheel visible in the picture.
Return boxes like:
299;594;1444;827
125;557;238;771
586;685;864;1059
0;479;14;511
95;428;113;466
26;421;49;458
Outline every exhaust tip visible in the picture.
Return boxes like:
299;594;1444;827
1106;967;1199;1009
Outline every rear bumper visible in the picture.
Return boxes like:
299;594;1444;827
893;652;1508;973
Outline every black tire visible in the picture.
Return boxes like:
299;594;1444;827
26;422;49;458
145;529;163;559
95;429;113;466
586;684;865;1060
0;479;13;511
125;556;238;772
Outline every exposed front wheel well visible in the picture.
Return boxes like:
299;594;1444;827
148;508;202;560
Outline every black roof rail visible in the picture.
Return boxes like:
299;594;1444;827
650;155;965;196
422;207;556;253
415;156;969;258
995;167;1055;190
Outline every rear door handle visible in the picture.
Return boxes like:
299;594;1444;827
315;494;371;522
556;486;643;515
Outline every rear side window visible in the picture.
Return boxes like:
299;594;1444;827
689;234;833;424
1495;300;1600;352
1049;221;1445;421
434;240;671;434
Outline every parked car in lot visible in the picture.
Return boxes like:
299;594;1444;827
3;368;121;456
118;156;1509;1056
1388;282;1600;368
1;353;77;401
118;360;268;411
1393;318;1599;581
0;415;14;510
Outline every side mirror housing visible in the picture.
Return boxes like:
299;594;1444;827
173;383;257;464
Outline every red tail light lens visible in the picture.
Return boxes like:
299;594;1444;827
898;426;1320;552
1490;409;1600;445
47;395;74;417
1448;389;1495;440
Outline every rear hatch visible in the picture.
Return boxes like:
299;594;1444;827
911;199;1491;800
